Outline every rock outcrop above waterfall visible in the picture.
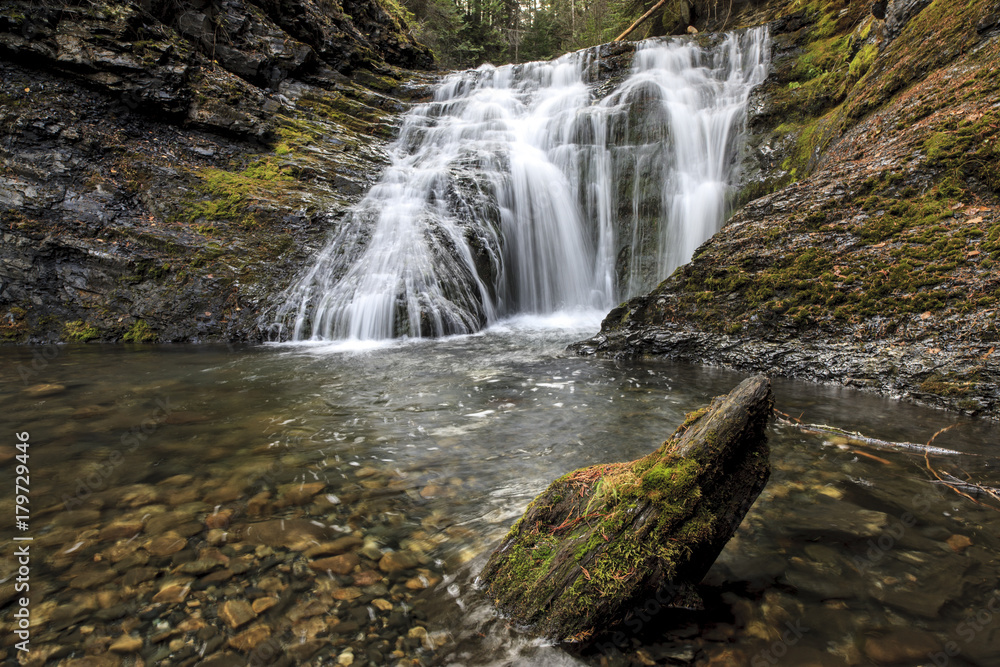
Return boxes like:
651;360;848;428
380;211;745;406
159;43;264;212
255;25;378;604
480;375;772;642
575;0;1000;419
0;0;432;343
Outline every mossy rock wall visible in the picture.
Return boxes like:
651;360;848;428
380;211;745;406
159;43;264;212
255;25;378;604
0;0;435;344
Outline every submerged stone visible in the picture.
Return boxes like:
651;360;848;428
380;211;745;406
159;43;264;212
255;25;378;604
479;375;773;642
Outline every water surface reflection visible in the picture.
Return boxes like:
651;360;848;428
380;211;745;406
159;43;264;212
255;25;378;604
1;322;997;665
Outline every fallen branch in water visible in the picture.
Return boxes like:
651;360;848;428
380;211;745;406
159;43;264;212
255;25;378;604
923;425;1000;511
852;450;892;465
929;474;1000;502
775;409;999;510
773;409;967;456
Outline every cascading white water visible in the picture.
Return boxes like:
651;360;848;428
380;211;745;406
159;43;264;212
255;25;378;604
275;28;769;342
613;31;771;294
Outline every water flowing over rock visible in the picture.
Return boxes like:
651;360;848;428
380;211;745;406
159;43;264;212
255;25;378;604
274;28;770;341
478;375;772;642
573;0;1000;420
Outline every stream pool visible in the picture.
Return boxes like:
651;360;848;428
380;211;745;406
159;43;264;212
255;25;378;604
1;317;998;666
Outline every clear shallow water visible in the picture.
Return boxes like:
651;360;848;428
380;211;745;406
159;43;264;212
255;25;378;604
1;322;999;665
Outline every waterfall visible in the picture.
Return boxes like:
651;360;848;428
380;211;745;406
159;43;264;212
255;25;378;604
275;27;770;342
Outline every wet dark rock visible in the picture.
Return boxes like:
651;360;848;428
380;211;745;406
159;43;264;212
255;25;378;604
197;652;246;667
332;619;361;635
780;497;889;540
139;604;167;621
871;565;964;618
287;639;325;661
481;376;772;641
386;612;408;630
177;558;224;575
257;554;282;573
0;0;429;345
203;634;227;655
94;603;132;622
171;549;197;565
863;627;942;664
122;566;159;587
68;568;117;590
195;569;235;589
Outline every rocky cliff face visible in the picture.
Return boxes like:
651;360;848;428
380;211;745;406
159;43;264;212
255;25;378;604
575;0;1000;419
0;0;432;343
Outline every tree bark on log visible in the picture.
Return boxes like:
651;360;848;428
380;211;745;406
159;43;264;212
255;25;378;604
613;0;669;42
479;375;773;642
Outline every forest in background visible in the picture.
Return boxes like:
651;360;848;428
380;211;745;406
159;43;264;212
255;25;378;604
399;0;707;66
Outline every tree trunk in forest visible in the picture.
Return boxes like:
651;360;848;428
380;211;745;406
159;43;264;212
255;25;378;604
613;0;668;41
479;375;773;642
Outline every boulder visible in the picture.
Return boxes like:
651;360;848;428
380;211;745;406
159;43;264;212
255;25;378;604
479;375;772;642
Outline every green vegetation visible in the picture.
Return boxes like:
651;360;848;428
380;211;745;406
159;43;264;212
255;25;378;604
482;380;772;640
177;158;292;227
402;0;700;67
845;0;1000;122
848;43;877;79
681;0;1000;339
293;90;396;138
919;371;977;397
738;0;875;196
64;320;100;342
123;319;158;343
1;305;29;342
484;406;718;632
673;160;996;331
922;109;1000;193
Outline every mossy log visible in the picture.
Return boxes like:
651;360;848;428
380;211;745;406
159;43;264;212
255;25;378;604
479;375;773;642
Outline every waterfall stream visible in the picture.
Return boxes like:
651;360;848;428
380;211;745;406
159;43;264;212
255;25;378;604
276;28;770;341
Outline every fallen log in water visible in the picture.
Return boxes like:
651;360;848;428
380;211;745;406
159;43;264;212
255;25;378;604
479;375;773;642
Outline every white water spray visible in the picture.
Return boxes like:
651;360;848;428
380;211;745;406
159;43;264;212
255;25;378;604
275;28;769;341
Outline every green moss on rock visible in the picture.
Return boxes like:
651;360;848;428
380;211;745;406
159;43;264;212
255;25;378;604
480;376;772;642
123;319;158;343
64;320;100;342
